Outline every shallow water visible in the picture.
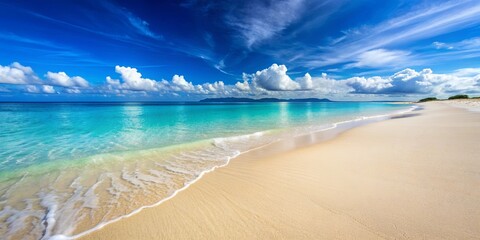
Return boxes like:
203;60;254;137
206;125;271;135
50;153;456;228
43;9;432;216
0;102;412;239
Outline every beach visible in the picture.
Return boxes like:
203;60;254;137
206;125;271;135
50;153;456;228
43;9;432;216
3;1;480;239
81;101;480;240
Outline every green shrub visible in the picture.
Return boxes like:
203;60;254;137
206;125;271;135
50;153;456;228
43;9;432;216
418;97;437;102
448;94;469;100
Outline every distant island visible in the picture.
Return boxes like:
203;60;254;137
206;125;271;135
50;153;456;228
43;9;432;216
199;97;332;103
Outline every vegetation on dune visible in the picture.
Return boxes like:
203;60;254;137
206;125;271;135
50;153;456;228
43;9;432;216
448;94;469;100
418;97;438;102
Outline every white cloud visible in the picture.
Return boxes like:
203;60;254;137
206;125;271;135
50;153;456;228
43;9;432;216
171;75;195;91
46;71;89;88
287;1;480;70
452;68;480;77
297;73;313;90
238;64;479;98
235;74;250;91
126;13;162;39
0;62;90;95
25;85;40;93
346;49;411;68
106;65;229;95
42;85;56;94
224;0;305;48
345;68;480;95
433;37;480;51
346;76;392;93
201;81;225;93
235;81;250;91
101;1;162;40
308;73;353;94
65;88;81;94
456;37;480;49
0;62;40;85
433;41;453;50
2;62;477;100
250;64;301;91
109;65;161;91
24;84;56;94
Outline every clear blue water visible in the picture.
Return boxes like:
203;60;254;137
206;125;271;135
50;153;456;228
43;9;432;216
0;102;412;239
0;102;409;172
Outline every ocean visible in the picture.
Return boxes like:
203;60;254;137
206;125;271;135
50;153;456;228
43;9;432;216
0;101;413;239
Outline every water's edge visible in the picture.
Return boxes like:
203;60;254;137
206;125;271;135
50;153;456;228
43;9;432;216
49;105;419;240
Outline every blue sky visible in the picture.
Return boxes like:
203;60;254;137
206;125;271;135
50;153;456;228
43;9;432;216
0;0;479;101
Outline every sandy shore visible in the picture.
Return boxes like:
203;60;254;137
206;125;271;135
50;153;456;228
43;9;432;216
82;102;480;240
447;98;480;112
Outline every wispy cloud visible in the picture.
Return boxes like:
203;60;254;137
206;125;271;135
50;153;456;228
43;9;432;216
433;41;454;50
0;33;64;49
102;1;163;40
10;1;163;51
344;49;412;69
276;0;480;71
432;37;480;51
224;0;305;48
0;33;111;67
127;14;161;39
416;36;480;64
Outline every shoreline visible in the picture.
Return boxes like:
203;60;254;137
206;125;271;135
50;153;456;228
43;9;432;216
80;101;480;239
47;105;416;240
0;102;413;240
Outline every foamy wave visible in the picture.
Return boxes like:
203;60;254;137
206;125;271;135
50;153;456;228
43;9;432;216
213;131;266;149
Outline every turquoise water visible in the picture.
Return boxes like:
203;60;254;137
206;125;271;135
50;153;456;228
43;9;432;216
0;102;412;239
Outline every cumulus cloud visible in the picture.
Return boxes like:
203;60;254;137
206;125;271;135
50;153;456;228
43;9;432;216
46;71;89;88
346;76;392;93
65;88;81;94
201;81;225;93
0;62;90;95
171;74;195;91
108;66;161;91
42;85;56;94
1;62;478;99
309;73;353;94
345;68;480;95
249;64;300;91
240;64;344;93
297;73;313;90
25;85;40;93
236;63;479;97
235;81;250;91
0;62;40;85
106;65;230;96
24;85;56;94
